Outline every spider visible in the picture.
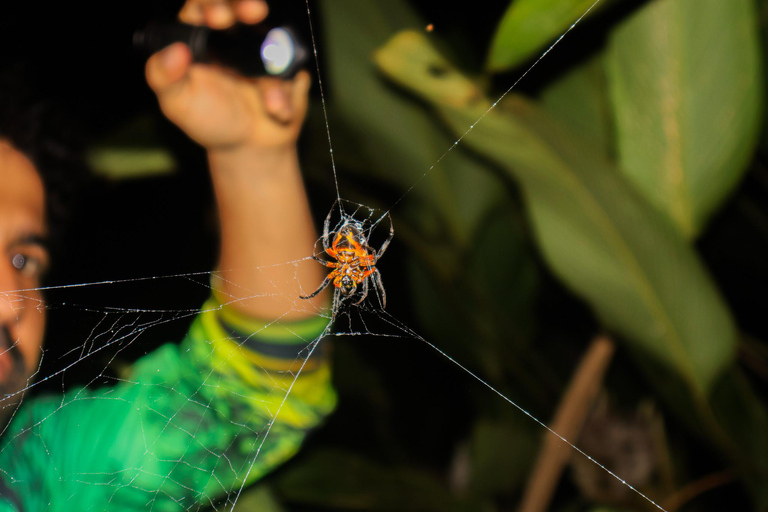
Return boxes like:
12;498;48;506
300;208;393;308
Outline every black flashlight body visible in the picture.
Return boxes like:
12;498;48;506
133;22;308;79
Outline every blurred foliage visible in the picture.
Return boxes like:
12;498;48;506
272;448;482;512
87;146;176;179
606;0;762;238
273;0;768;510
87;115;177;179
377;29;737;399
487;0;614;72
232;485;286;512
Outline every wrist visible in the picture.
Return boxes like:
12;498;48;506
208;143;300;181
208;141;297;161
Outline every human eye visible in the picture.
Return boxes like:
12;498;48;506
11;249;49;281
12;253;35;273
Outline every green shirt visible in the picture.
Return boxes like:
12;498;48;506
0;298;336;511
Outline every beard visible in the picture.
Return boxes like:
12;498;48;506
0;326;28;433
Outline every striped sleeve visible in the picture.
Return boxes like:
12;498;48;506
0;296;336;511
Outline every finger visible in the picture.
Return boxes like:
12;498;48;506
290;70;312;122
259;78;293;124
179;0;235;27
145;43;193;95
235;0;268;24
203;2;236;29
259;71;311;125
179;0;205;25
180;0;266;28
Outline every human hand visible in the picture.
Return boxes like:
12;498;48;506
145;0;311;152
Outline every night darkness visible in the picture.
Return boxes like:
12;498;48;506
1;2;768;511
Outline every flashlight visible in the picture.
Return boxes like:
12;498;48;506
133;22;308;79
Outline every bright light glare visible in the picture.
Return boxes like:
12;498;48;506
261;28;294;75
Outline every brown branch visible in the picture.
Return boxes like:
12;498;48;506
517;334;616;512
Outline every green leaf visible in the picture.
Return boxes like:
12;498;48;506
87;147;177;179
606;0;763;238
539;55;613;157
374;30;736;398
232;485;286;512
468;416;539;498
709;368;768;504
86;114;178;179
486;0;610;72
406;203;540;386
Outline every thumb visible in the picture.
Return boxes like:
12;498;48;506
145;43;192;95
259;77;293;124
259;71;311;125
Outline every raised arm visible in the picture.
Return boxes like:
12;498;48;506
145;0;327;320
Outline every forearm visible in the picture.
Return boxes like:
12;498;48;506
208;145;327;320
145;1;321;321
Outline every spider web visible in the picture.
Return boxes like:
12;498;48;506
0;0;681;511
299;0;669;509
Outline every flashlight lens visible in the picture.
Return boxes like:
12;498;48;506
261;28;294;75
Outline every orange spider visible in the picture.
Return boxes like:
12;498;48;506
300;210;393;308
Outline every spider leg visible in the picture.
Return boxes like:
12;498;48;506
327;231;343;259
353;275;369;305
299;274;334;300
372;268;386;308
311;255;337;268
376;213;394;260
322;205;335;252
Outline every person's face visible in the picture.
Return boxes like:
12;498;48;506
0;140;48;421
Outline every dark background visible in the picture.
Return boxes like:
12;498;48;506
2;1;768;511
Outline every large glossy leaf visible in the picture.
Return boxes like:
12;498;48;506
606;0;763;238
374;30;736;398
486;0;610;72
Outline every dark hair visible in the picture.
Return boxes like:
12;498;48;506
0;67;88;264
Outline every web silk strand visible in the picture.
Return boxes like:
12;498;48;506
304;0;342;207
377;0;604;225
377;311;668;512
